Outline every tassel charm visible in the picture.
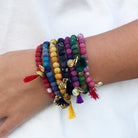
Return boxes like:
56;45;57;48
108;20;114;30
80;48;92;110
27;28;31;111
23;75;38;83
89;87;99;100
76;94;84;103
23;65;45;83
67;103;76;119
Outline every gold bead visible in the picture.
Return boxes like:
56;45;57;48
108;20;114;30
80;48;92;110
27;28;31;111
60;89;66;94
38;65;45;72
67;59;74;67
50;47;57;53
78;72;84;77
94;81;103;87
50;39;57;44
55;73;62;80
36;71;44;77
54;68;61;73
61;104;67;109
64;94;71;100
72;88;80;96
50;52;57;57
56;80;61;85
53;62;60;68
51;57;58;62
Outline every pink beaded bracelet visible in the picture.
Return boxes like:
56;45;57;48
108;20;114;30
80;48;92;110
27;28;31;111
77;33;103;99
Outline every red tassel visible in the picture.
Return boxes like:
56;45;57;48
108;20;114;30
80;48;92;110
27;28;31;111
23;75;38;83
89;87;99;100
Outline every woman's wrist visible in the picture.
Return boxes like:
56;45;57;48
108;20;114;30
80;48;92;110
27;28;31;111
85;20;138;85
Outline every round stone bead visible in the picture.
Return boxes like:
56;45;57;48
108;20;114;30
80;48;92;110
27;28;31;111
43;52;49;57
50;47;57;52
60;89;66;94
63;73;69;78
44;83;50;88
43;56;49;62
45;66;51;72
35;57;41;62
54;91;60;95
46;72;53;78
54;68;61;74
80;80;86;86
58;38;64;43
67;54;73;59
86;76;92;83
58;47;64;51
84;72;90;77
79;39;85;44
80;48;86;55
52;86;59;91
55;74;62;80
50;39;57;44
70;66;75;71
59;50;65;56
43;41;50;46
79;43;86;48
60;55;66;61
51;57;58;62
81;84;87;89
51;82;57;87
42;49;48;52
57;42;64;47
70;35;77;40
88;81;95;87
66;49;72;55
61;62;67;68
70;39;77;45
35;52;41;57
43;62;50;67
78;72;84;77
73;81;79;87
79;76;85;81
71;45;78;50
46;88;52;93
72;76;78;82
73;49;79;55
50;52;57;57
65;44;71;49
71;71;77;76
84;66;89;72
49;76;55;82
53;62;60;68
64;37;70;45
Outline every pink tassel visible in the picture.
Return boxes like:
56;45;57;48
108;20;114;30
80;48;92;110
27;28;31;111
76;94;84;103
89;87;99;100
23;75;38;83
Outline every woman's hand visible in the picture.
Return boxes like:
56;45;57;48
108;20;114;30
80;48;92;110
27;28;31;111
0;49;52;138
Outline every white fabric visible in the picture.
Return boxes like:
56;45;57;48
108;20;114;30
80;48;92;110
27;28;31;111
0;0;138;138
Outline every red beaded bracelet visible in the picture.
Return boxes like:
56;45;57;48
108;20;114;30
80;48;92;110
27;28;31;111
23;44;55;99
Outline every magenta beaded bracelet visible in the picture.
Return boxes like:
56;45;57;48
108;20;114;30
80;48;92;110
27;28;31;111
77;33;103;99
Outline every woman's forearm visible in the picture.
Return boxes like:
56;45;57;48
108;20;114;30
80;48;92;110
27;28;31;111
86;19;138;85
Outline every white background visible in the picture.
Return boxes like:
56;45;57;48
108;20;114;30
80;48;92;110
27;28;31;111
0;0;138;138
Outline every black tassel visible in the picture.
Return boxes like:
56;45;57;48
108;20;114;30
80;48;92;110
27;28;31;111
66;80;74;95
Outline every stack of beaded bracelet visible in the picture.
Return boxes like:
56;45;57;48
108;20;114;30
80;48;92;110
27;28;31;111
23;33;103;119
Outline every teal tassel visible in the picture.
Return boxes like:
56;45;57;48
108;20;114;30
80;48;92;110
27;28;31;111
76;57;87;70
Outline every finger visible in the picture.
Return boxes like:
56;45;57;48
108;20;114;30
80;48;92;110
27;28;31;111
0;115;20;138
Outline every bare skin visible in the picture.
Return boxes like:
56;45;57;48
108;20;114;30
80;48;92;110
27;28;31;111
0;19;137;137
